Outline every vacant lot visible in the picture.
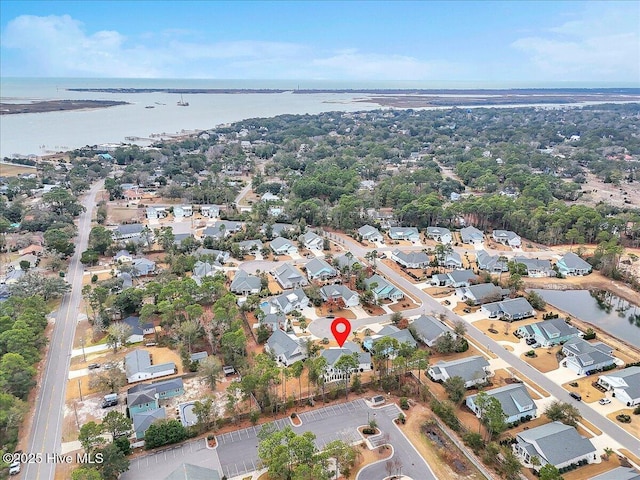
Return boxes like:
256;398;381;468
0;162;37;176
520;346;561;373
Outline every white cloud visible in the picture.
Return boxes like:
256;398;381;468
512;5;640;82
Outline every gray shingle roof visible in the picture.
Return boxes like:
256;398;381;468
230;270;262;292
433;355;490;383
122;316;154;336
132;408;166;436
468;384;535;418
125;350;152;378
410;315;453;344
305;258;337;277
516;421;596;466
559;252;592;270
270;236;296;251
116;223;144;236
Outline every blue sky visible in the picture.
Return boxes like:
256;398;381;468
1;1;638;85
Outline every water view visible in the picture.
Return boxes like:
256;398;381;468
532;289;640;348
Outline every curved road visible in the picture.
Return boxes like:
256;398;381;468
24;180;103;480
323;234;640;459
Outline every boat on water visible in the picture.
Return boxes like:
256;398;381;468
145;105;155;109
177;94;189;107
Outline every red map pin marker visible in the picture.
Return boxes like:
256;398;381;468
330;317;351;347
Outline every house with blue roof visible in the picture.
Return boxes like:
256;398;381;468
388;227;420;242
364;274;404;301
515;318;581;348
557;252;592;276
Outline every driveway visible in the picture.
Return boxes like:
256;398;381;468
122;398;434;480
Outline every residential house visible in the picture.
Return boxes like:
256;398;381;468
230;270;262;296
261;289;310;315
173;205;193;218
146;206;167;219
321;342;372;383
460;226;484;245
492;230;522;248
123;188;142;202
512;257;555;277
261;192;280;202
481;298;536;321
272;264;308;289
113;224;144;241
270;237;298;255
189;351;208;364
125;350;176;383
560;338;616;375
476;250;509;272
193;260;222;279
265;329;307;366
260;313;287;332
18;244;44;256
391;250;430;269
428;355;491;388
455;283;509;305
199;205;220;218
114;250;133;263
300;231;324;250
597;366;640;406
442;251;463;269
202;221;242;240
165;464;221;480
121;316;155;344
127;378;184;415
364;274;404;301
132;257;156;276
515;318;581;348
132;408;166;440
363;325;417;353
358;225;384;243
264;223;295;238
589;467;640;480
195;248;229;264
388;227;420;242
557;253;592;276
430;269;477;288
410;315;456;347
305;258;338;281
320;284;360;308
513;421;597;471
172;233;194;248
238;239;263;254
334;253;361;271
426;227;453;244
466;383;537;423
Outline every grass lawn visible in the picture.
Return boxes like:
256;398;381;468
520;346;561;373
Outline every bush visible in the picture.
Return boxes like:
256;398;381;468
362;427;376;435
249;411;260;425
397;413;406;424
400;397;410;410
616;414;632;423
91;274;98;283
290;413;297;419
583;328;596;340
633;405;640;415
525;350;536;357
463;432;484;452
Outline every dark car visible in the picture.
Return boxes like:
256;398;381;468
87;363;100;370
570;392;582;401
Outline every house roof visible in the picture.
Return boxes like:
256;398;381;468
132;408;166;435
393;250;429;265
433;355;490;382
589;467;640;480
189;351;208;362
426;226;451;236
267;288;308;312
476;250;508;271
460;283;507;302
600;367;640;399
238;239;263;251
493;230;520;241
358;225;381;238
372;325;417;348
122;316;154;336
128;378;184;406
116;224;144;236
527;318;580;342
460;226;483;242
512;257;552;273
321;344;371;367
231;270;262;292
266;329;303;361
482;297;534;317
125;350;152;377
559;252;592;270
165;463;221;480
410;315;453;343
193;260;221;278
271;236;295;251
516;421;596;466
300;231;322;244
305;258;337;277
389;226;419;237
320;284;358;303
335;254;360;270
467;383;535;418
273;263;306;282
448;270;477;284
443;251;462;265
364;274;401;297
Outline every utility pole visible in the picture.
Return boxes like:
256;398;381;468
80;337;86;362
73;402;80;429
78;379;83;401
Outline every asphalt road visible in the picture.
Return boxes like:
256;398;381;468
23;180;103;480
331;234;640;459
123;398;436;480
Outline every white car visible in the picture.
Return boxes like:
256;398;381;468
599;398;611;405
9;461;20;475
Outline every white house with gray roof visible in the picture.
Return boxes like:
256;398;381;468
455;283;509;305
460;226;484;245
512;257;554;277
391;250;429;269
388;227;420;242
426;227;452;244
364;274;404;301
431;269;477;288
265;329;307;366
515;318;581;348
113;223;145;241
261;289;310;315
125;350;176;384
492;230;521;248
481;297;535;321
299;231;323;250
193;260;223;279
476;250;509;272
270;237;298;255
561;338;615;375
238;239;263;254
597;366;640;406
363;325;417;354
466;383;537;423
132;257;156;276
557;252;592;276
410;315;456;347
321;342;372;383
428;355;491;388
132;408;166;440
305;258;337;281
358;225;383;243
335;253;361;271
442;251;463;269
513;421;597;471
272;263;308;289
230;270;262;296
320;284;359;308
